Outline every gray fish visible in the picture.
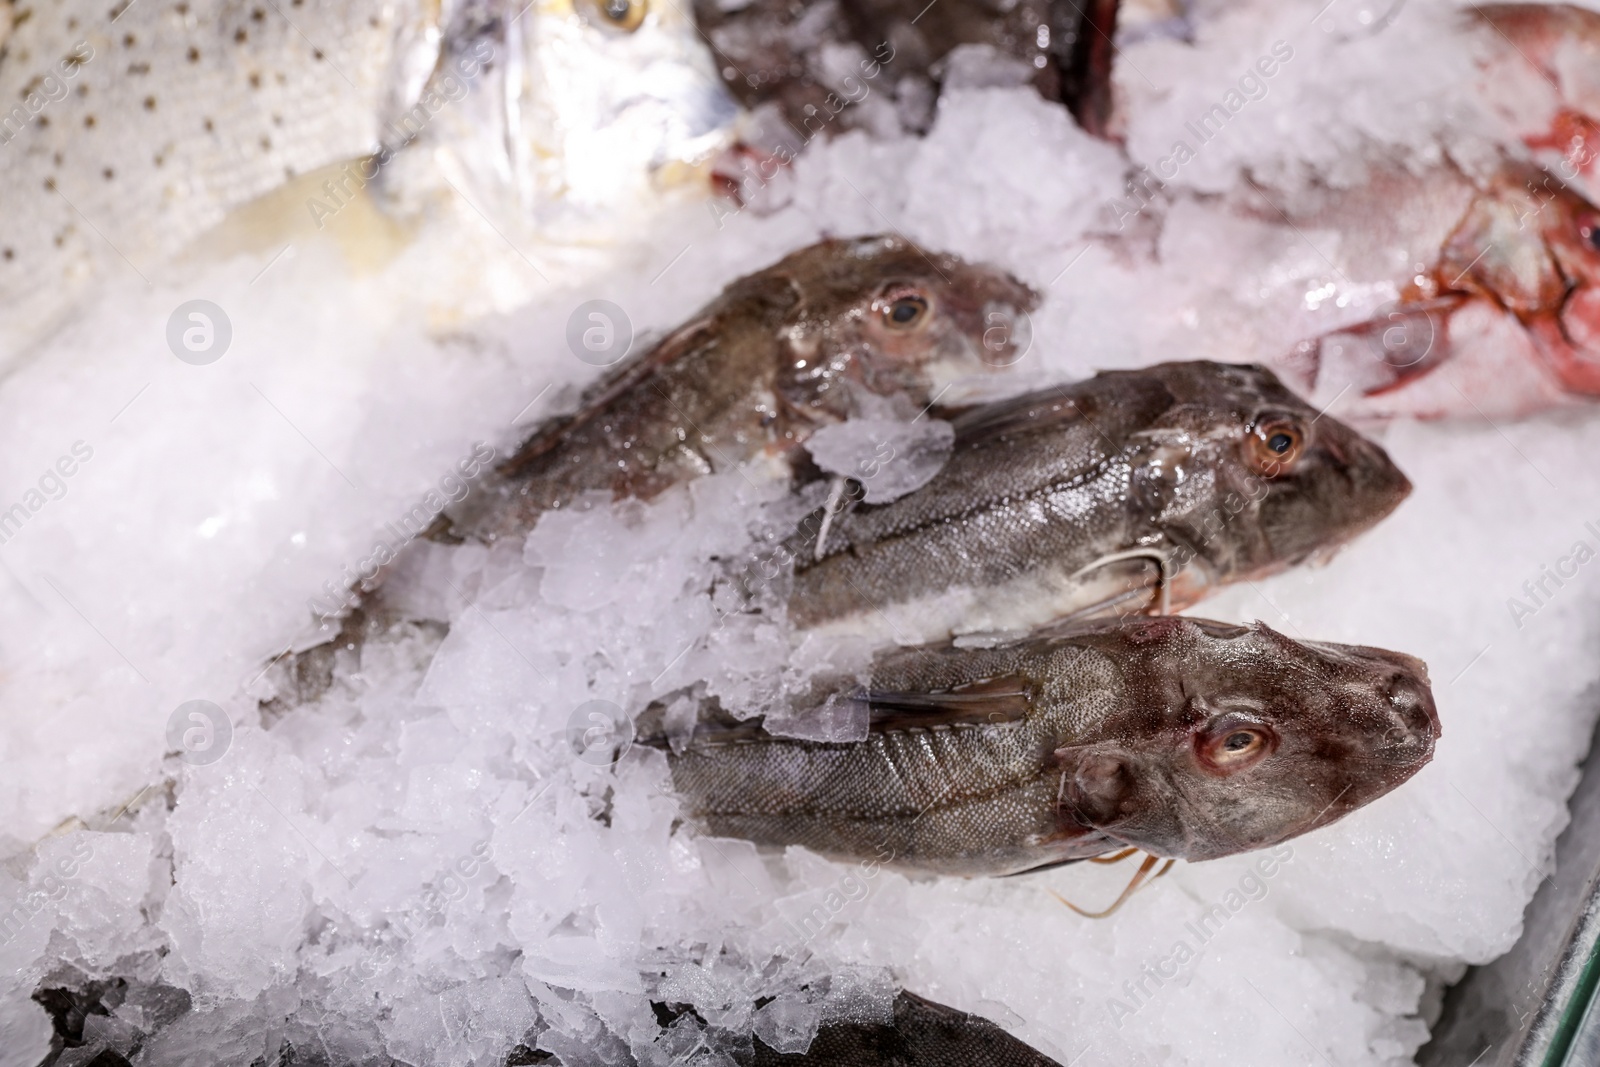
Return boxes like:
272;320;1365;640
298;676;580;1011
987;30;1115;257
750;990;1063;1066
783;360;1410;638
441;235;1038;544
652;615;1439;877
29;970;1057;1066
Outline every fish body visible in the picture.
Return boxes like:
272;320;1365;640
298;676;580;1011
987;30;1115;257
656;615;1439;877
1284;161;1600;418
786;360;1409;638
751;991;1063;1066
693;0;1119;143
443;235;1037;543
0;0;735;358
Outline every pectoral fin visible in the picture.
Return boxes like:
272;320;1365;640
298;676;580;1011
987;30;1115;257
865;675;1033;732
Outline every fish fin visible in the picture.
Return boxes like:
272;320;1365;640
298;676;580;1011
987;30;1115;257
997;856;1084;877
1051;853;1175;918
498;316;719;478
1060;0;1122;140
865;675;1032;733
1088;846;1141;865
945;374;1171;450
945;381;1087;446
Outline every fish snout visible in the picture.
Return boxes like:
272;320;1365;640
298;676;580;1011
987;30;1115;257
1337;644;1440;755
1339;428;1413;511
1380;668;1441;746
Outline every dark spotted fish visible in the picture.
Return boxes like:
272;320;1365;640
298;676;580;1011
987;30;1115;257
693;0;1120;141
784;360;1409;638
652;615;1439;877
0;0;734;359
441;235;1037;544
751;991;1063;1066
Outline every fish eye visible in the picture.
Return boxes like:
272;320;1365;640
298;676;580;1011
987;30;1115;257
877;287;932;331
1581;213;1600;252
589;0;647;31
1197;719;1276;774
1245;415;1307;477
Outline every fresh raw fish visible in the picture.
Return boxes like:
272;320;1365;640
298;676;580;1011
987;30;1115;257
651;615;1439;877
0;0;737;359
1281;161;1600;418
783;360;1410;638
441;235;1038;545
260;235;1035;708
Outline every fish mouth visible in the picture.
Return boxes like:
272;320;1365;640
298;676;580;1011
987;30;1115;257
1301;639;1442;751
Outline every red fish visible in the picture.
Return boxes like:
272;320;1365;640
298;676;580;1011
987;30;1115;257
1283;6;1600;417
1284;161;1600;418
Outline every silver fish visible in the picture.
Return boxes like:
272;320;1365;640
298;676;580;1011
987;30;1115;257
0;0;736;358
782;360;1410;638
653;615;1439;877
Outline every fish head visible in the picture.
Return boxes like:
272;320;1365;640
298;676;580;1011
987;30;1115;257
1055;617;1439;862
1134;361;1411;580
773;236;1040;415
1433;166;1600;394
409;0;741;243
1278;164;1600;410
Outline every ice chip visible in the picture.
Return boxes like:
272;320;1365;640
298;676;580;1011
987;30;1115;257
803;415;955;505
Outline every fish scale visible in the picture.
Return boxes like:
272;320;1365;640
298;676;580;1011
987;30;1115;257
0;0;743;361
662;639;1123;876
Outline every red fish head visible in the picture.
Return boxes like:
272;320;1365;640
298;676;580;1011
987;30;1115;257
1452;167;1600;394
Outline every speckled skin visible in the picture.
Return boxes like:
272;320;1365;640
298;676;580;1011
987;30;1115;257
787;361;1411;633
659;616;1439;877
444;236;1037;543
